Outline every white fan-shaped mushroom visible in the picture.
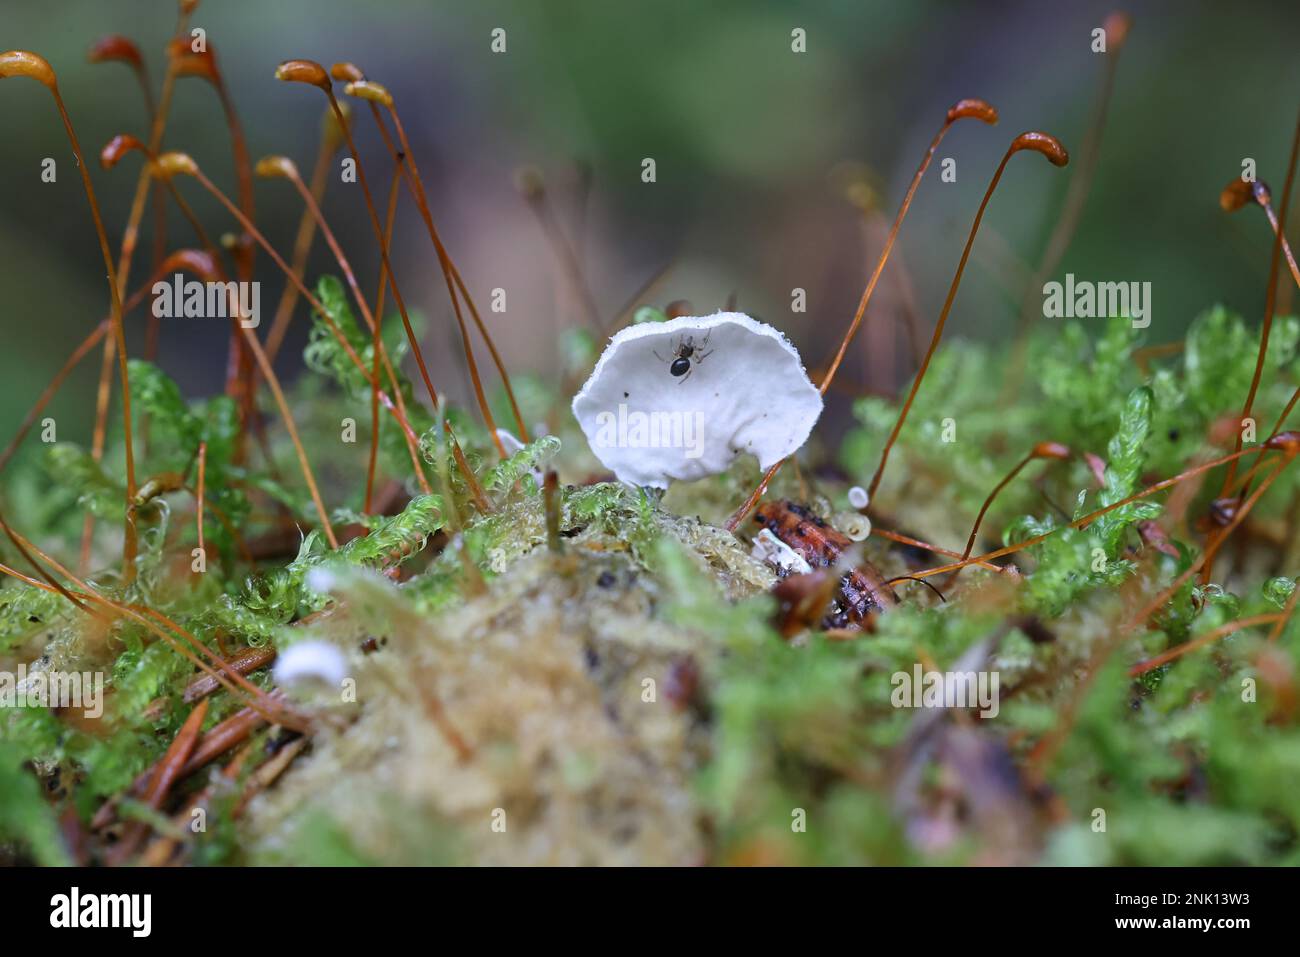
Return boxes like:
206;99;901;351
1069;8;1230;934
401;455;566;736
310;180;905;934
273;640;347;689
572;311;823;488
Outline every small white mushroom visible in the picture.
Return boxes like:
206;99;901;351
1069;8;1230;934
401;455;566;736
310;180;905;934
304;567;336;595
751;528;813;576
834;511;872;542
273;640;347;689
571;311;823;488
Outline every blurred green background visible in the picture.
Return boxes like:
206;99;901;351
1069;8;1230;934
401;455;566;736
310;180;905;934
0;0;1297;454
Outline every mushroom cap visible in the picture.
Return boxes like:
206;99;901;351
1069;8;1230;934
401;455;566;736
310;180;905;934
273;639;347;689
572;311;823;488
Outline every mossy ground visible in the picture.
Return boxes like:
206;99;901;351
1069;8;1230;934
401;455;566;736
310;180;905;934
4;293;1300;866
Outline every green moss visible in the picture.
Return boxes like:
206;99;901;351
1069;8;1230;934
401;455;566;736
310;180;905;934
5;286;1300;866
